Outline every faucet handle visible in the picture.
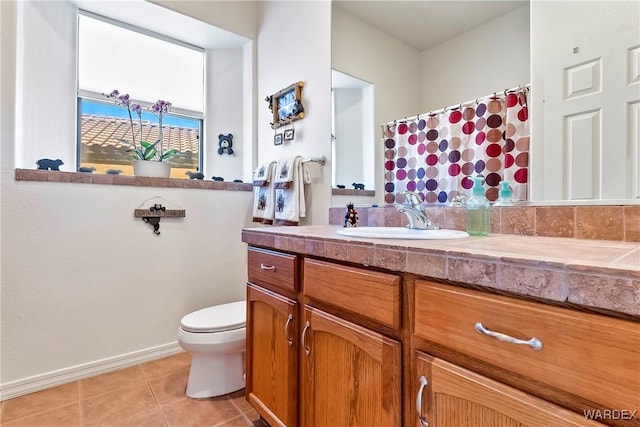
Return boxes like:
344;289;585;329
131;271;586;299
400;191;423;208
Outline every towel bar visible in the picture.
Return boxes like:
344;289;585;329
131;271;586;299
301;156;326;166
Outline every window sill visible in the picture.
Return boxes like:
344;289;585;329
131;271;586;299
14;169;253;192
332;188;375;197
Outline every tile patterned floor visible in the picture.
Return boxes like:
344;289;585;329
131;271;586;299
0;352;265;427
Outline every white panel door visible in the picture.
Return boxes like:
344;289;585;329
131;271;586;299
542;26;640;200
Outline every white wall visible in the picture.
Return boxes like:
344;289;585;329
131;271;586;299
419;5;530;111
205;48;246;181
152;0;257;41
256;0;332;225
332;6;422;205
15;1;77;170
1;0;255;398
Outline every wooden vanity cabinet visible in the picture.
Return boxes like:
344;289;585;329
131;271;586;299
413;280;640;427
246;243;639;427
246;247;403;427
246;248;300;427
301;258;402;426
246;284;298;427
300;306;402;427
415;352;605;427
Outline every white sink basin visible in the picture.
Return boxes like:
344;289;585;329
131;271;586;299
336;227;469;240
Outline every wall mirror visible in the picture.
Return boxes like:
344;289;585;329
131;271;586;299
331;69;374;193
331;0;639;204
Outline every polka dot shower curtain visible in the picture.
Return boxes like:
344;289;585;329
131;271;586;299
383;88;529;205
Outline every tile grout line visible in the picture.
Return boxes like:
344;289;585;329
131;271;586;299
141;364;171;427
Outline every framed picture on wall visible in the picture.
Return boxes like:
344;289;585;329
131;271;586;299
266;81;305;129
274;133;283;146
283;129;295;141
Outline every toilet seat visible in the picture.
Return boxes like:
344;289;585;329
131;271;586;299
180;301;246;333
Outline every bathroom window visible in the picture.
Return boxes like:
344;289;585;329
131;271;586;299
77;12;204;178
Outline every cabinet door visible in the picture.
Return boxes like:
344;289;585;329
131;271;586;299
247;284;298;427
415;352;605;427
301;306;401;427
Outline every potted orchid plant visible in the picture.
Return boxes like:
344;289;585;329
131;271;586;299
105;89;179;177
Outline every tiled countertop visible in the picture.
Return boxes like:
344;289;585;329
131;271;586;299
242;225;640;317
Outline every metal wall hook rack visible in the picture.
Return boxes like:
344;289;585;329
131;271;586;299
133;203;186;235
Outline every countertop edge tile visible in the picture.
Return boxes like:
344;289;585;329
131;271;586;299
242;225;640;316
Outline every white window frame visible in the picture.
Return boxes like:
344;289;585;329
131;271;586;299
77;10;205;172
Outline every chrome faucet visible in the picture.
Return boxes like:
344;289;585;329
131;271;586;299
395;191;440;230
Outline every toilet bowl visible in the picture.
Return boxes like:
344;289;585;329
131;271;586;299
177;301;246;398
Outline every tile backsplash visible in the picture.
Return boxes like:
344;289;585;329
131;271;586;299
329;204;639;243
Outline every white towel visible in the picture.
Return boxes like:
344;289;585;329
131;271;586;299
274;156;311;225
274;155;298;189
252;161;276;224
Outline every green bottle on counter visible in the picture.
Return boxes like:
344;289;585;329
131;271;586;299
466;177;490;236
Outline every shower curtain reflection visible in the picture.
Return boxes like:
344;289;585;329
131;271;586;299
383;87;530;205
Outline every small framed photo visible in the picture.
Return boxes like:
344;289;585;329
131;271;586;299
283;129;295;141
274;133;283;145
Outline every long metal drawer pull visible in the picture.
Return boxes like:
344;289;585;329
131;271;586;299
416;376;429;427
284;313;294;346
260;263;276;271
301;320;311;356
474;321;543;350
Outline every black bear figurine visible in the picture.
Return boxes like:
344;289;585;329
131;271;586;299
352;183;365;190
36;158;64;171
185;171;205;180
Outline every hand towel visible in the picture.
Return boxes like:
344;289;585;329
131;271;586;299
274;155;298;189
274;156;311;225
252;161;276;224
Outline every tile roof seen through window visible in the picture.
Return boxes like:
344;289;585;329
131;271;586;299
81;115;199;154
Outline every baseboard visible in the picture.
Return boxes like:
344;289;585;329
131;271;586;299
0;341;184;401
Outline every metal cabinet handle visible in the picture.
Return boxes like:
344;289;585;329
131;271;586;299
284;313;294;346
416;376;429;427
301;320;311;356
260;263;276;271
474;321;543;350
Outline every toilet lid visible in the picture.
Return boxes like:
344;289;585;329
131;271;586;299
180;301;246;333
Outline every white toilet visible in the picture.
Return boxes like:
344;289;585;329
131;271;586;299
177;300;246;398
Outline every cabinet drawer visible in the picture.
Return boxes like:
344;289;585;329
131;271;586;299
414;281;640;413
304;259;400;329
247;247;298;292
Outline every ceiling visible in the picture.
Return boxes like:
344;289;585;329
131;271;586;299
333;0;529;51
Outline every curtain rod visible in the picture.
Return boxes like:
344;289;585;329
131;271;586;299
383;83;530;127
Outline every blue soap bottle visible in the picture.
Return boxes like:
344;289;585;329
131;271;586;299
466;177;490;236
494;181;513;206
